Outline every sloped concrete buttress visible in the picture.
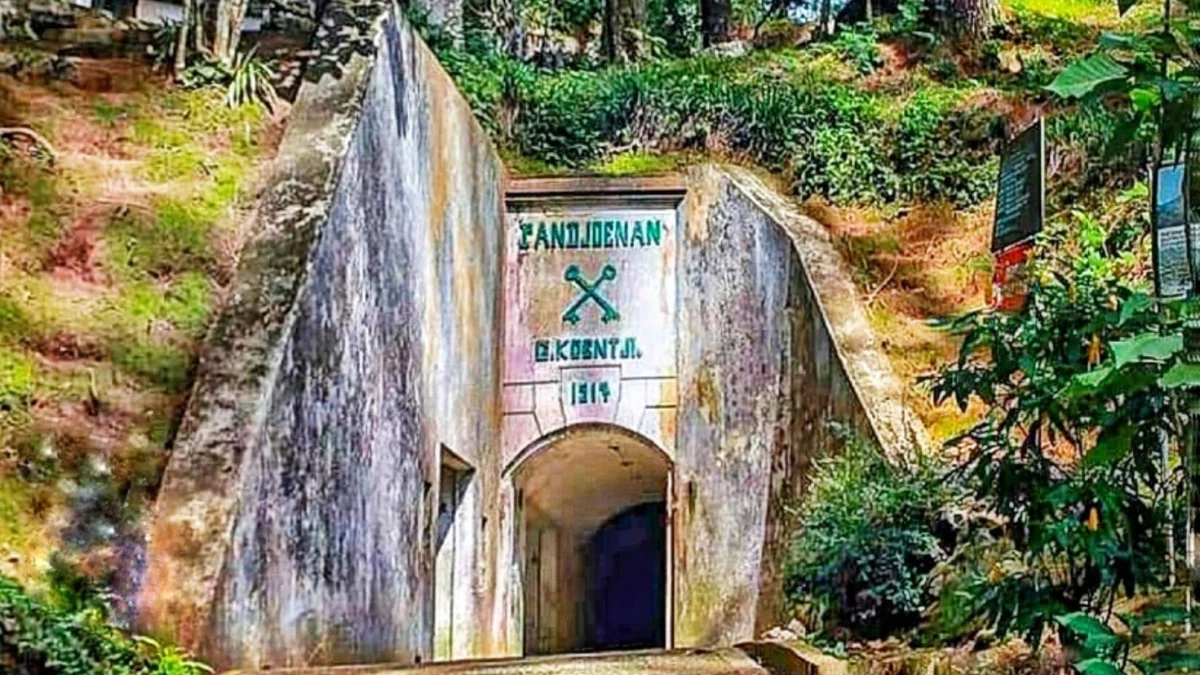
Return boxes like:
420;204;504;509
137;1;506;669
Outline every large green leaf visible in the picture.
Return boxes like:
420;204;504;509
1058;613;1123;655
1084;424;1136;469
1058;612;1117;639
1161;362;1200;389
1111;333;1183;367
1048;53;1130;99
1154;649;1200;672
1076;658;1126;675
1061;367;1117;400
1118;293;1154;326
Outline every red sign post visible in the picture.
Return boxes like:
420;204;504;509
991;240;1034;312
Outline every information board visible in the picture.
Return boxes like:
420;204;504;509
1154;162;1193;299
992;119;1046;252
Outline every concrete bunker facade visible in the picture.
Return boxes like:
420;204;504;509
136;1;925;670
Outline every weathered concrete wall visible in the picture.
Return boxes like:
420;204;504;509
137;1;505;669
141;5;923;661
674;166;926;646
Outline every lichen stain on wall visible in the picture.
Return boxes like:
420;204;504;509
139;2;506;670
140;8;923;664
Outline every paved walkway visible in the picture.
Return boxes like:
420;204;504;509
230;649;770;675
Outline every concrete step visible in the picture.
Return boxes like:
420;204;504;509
227;648;770;675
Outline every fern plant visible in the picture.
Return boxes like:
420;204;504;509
225;47;279;111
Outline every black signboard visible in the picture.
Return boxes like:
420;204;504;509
991;119;1046;253
1152;161;1193;298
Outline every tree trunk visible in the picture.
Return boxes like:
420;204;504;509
818;0;833;37
699;0;730;47
603;0;647;63
941;0;998;40
174;0;191;74
193;0;207;56
212;0;249;65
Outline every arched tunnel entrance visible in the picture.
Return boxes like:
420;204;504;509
513;426;672;655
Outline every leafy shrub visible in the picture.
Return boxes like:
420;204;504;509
892;0;934;39
891;89;999;204
225;47;279;112
147;20;181;72
783;428;958;638
179;49;278;111
0;575;211;674
0;347;35;411
441;49;1004;205
832;24;883;75
924;212;1171;645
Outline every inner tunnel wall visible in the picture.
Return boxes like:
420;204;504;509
137;2;506;669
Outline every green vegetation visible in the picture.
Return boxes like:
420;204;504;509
442;47;1003;205
0;574;211;674
924;214;1165;637
783;427;960;639
0;47;274;645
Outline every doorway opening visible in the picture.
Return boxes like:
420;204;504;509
586;502;666;650
434;446;474;661
513;426;671;656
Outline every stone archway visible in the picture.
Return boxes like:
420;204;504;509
510;425;672;656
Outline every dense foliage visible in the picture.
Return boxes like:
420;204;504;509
783;428;961;638
440;47;1003;205
926;213;1173;643
0;575;210;674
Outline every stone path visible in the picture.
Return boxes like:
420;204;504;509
229;649;770;675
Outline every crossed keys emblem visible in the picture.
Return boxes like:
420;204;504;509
562;264;619;324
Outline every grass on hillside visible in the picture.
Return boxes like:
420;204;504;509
0;53;281;587
454;0;1151;443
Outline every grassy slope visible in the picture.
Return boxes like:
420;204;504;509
843;0;1156;440
552;0;1155;442
0;53;280;586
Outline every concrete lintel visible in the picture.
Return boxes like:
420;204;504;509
506;175;687;211
507;174;687;197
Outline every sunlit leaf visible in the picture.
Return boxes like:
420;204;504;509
1059;612;1117;638
1130;87;1160;112
1119;293;1155;326
1077;658;1126;675
1161;362;1200;389
1111;333;1183;367
1048;53;1130;99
